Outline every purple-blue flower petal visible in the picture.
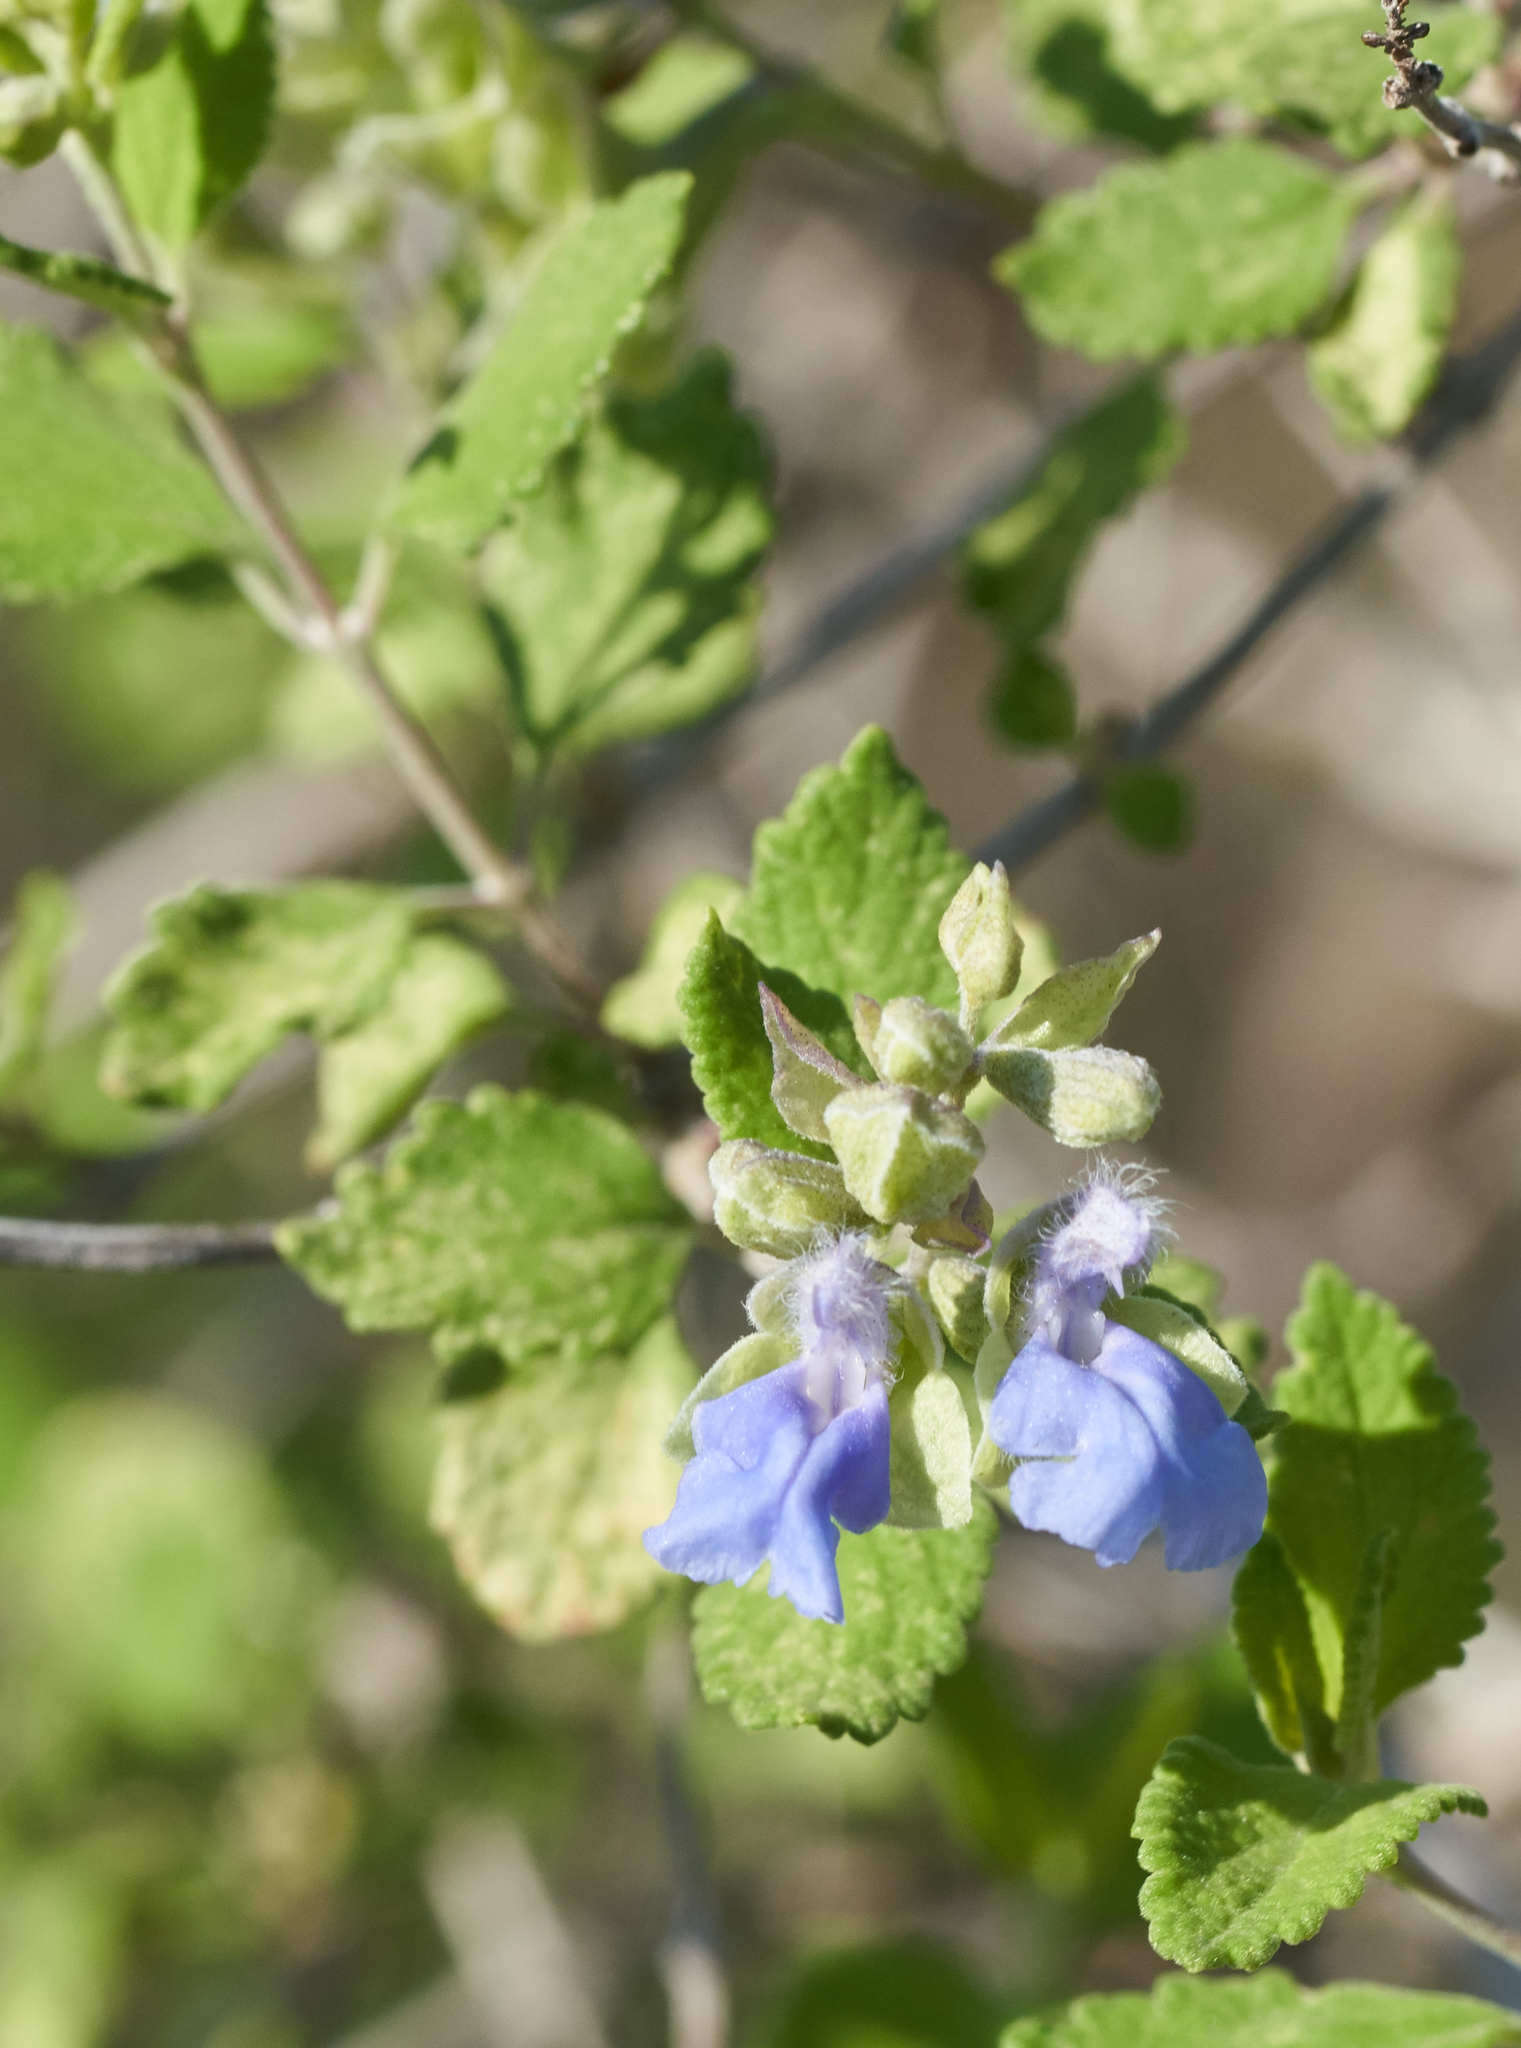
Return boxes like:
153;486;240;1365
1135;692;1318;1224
990;1323;1265;1571
643;1362;892;1624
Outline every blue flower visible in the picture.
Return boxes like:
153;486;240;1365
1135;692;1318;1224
989;1175;1266;1571
645;1234;898;1624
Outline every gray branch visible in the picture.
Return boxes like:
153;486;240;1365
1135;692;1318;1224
0;1216;284;1271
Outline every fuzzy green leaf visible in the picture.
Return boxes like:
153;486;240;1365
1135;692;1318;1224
0;872;74;1101
989;647;1078;749
1238;1264;1498;1739
999;140;1357;361
600;871;745;1049
1001;0;1197;148
1232;1528;1338;1767
691;1499;996;1741
101;882;414;1111
735;727;969;1011
1310;187;1460;443
1001;1969;1521;2048
481;350;771;755
1106;763;1194;852
678;912;862;1159
1107;0;1499;159
0;324;246;601
388;174;691;549
431;1315;694;1642
278;1086;693;1373
963;378;1184;645
309;933;511;1171
987;929;1158;1052
112;0;276;247
1135;1735;1485;1971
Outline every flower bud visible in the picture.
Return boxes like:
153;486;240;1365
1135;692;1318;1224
823;1083;983;1226
709;1139;867;1257
0;73;62;166
868;996;974;1096
938;861;1023;1013
759;983;857;1142
912;1177;993;1252
926;1254;990;1362
980;1044;1160;1147
982;930;1159;1054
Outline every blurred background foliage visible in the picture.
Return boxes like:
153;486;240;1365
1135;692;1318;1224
5;0;1521;2039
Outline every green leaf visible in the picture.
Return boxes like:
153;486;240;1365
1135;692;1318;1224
278;1086;694;1373
0;324;246;601
1001;1969;1521;2048
691;1499;996;1741
112;0;276;247
1135;1735;1485;1971
678;912;861;1159
990;646;1078;748
1107;0;1500;159
760;1939;1002;2048
0;230;170;323
1237;1265;1498;1740
986;929;1158;1052
601;871;745;1049
309;933;511;1171
887;0;941;72
388;173;691;550
13;1391;322;1750
1310;187;1460;443
735;727;969;1011
431;1315;694;1642
101;882;415;1112
0;871;74;1101
603;34;754;147
964;377;1185;645
1231;1530;1338;1770
1002;0;1197;149
481;349;772;756
999;140;1358;360
1105;763;1194;851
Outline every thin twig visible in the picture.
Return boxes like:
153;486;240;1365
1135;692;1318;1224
646;1619;728;2048
1385;1849;1521;1970
666;0;1035;231
1364;0;1521;179
59;128;602;1014
980;298;1521;875
0;1216;284;1271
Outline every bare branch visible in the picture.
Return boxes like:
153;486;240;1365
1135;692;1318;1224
646;1619;728;2048
1364;0;1521;178
980;297;1521;874
0;1216;284;1271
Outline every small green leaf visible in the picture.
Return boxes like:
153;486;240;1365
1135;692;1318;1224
1244;1265;1498;1729
760;982;859;1142
692;1500;997;1741
431;1315;694;1642
482;349;772;755
309;933;511;1171
1107;0;1500;159
1231;1530;1339;1770
0;871;74;1101
1135;1735;1485;1971
999;139;1358;360
602;32;754;147
986;929;1158;1052
278;1086;693;1373
101;882;414;1112
1310;187;1460;443
1002;0;1198;148
1105;762;1194;852
679;913;861;1159
887;0;940;72
1000;1969;1521;2048
736;726;969;1011
964;377;1185;645
0;324;246;601
112;0;276;247
888;1362;974;1530
990;647;1079;749
388;173;692;550
0;230;170;323
601;870;745;1049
